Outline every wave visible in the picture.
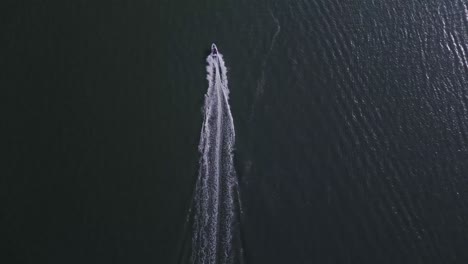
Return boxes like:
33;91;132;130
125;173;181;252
191;49;243;264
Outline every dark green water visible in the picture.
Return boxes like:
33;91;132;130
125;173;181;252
3;0;468;263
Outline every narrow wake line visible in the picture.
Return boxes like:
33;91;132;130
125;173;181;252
250;9;281;121
191;48;243;264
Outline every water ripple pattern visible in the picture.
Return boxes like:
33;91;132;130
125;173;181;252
191;50;243;264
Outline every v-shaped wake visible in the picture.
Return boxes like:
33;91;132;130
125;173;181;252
191;45;243;264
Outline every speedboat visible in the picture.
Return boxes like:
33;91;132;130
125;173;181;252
211;43;218;57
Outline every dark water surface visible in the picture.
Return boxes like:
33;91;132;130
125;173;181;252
3;0;468;263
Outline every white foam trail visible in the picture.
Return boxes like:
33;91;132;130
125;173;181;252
191;51;243;264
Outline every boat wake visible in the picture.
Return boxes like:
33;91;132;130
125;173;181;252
191;45;243;264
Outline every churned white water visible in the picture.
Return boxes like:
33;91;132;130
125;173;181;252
191;50;243;264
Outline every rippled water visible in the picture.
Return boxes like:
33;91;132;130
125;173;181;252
168;0;468;263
